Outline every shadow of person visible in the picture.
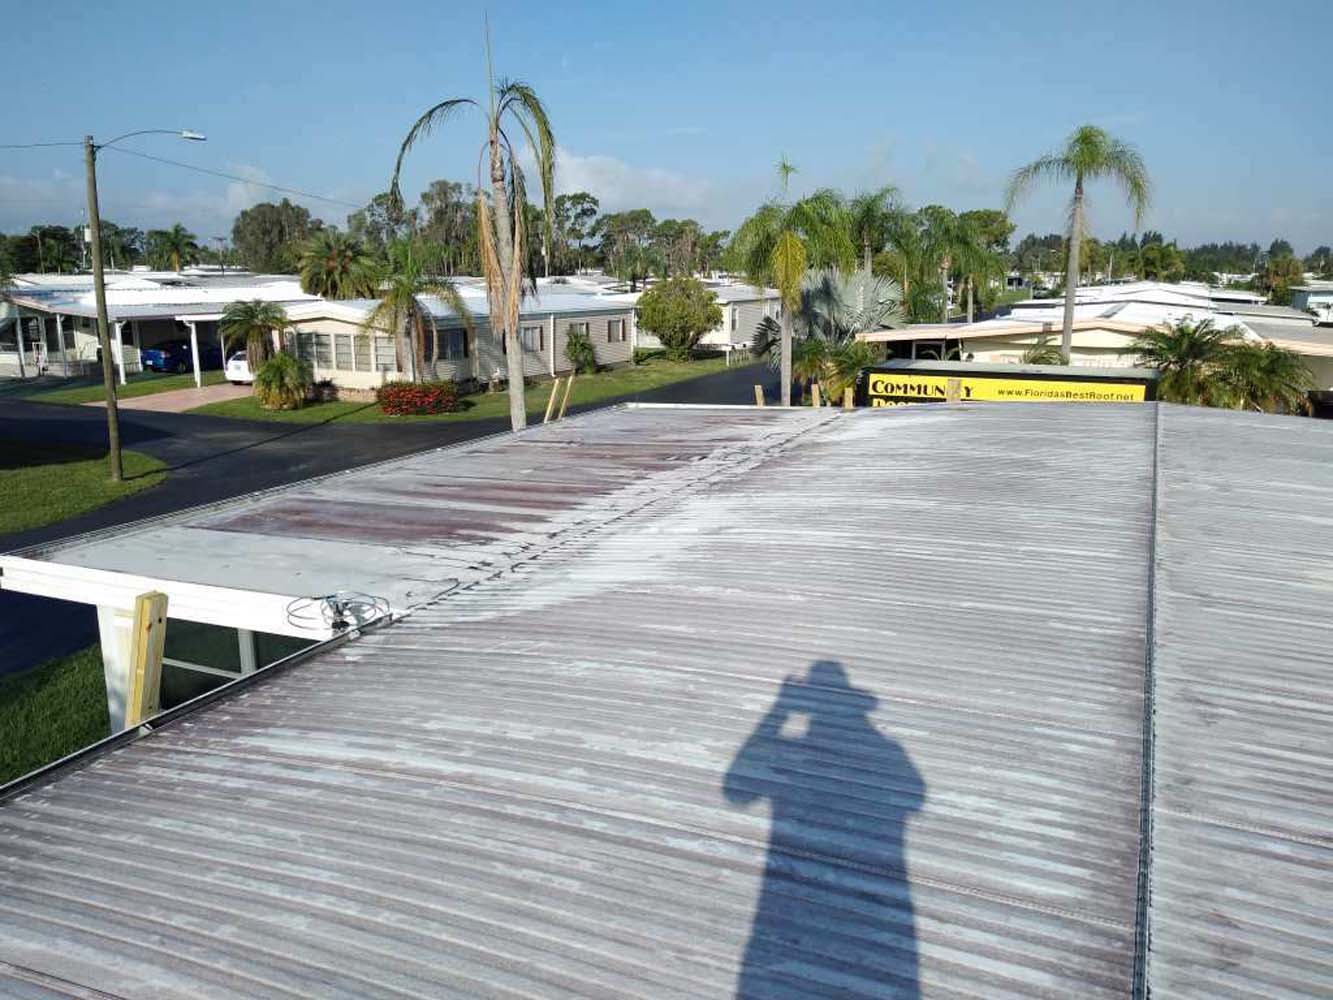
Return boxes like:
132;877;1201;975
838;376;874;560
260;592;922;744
724;660;925;999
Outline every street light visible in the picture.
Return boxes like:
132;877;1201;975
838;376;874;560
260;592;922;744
84;128;205;481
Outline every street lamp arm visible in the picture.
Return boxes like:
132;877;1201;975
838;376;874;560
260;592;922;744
95;129;206;151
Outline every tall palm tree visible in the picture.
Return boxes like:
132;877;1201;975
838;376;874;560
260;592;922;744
1220;341;1313;414
150;223;199;272
1130;318;1241;406
848;185;900;272
1006;125;1151;361
220;300;290;367
728;159;855;405
363;240;473;381
389;31;556;431
298;230;381;300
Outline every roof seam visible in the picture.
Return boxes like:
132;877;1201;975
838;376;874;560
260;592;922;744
1133;402;1163;1000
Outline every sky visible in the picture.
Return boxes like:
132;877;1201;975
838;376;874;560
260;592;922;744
3;0;1330;253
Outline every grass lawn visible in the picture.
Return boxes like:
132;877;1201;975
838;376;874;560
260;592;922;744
188;355;739;424
19;369;228;406
0;646;108;786
0;440;167;535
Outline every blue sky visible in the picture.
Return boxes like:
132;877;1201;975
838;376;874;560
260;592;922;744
3;0;1329;251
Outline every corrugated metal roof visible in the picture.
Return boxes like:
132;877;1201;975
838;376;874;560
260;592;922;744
1146;405;1333;998
0;402;1328;998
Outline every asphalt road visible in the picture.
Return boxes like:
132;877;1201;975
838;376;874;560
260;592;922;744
1;362;779;677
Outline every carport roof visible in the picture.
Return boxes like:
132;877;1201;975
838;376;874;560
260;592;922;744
0;402;1329;998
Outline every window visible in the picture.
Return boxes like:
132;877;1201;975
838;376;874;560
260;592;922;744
334;333;355;370
444;329;469;360
607;318;625;343
314;332;333;368
354;333;371;370
730;306;739;332
568;321;590;342
520;325;544;352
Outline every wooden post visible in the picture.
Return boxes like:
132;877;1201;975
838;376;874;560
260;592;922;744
557;373;576;419
543;377;563;423
843;386;854;410
811;383;822;407
125;591;168;727
753;385;765;407
945;377;962;404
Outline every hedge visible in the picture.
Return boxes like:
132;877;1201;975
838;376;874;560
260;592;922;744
376;379;463;415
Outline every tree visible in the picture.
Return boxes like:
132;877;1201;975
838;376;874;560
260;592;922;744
958;209;1015;255
100;223;145;270
550;191;599;273
363;240;472;381
232;199;321;273
31;225;79;273
594;209;658;288
347;192;419;259
634;276;722;360
146;223;198;272
1006;125;1151;362
1021;336;1066;365
1130;318;1243;406
390;44;556;432
418;180;481;274
220;300;291;367
298;230;381;299
847;186;901;272
1139;241;1185;282
698;230;730;275
1267;238;1293;260
754;269;901;403
1305;245;1332;277
1260;254;1304;305
1220;342;1313;414
728;158;855;405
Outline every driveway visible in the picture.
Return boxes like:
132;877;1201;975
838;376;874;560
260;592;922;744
1;362;779;676
82;383;253;412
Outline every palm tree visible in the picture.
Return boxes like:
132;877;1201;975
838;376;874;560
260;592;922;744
1220;341;1313;414
754;269;901;403
389;32;555;431
149;223;199;272
298;230;381;300
1130;318;1242;406
220;299;290;367
1006;126;1151;362
728;159;855;405
363;240;472;381
1021;336;1066;365
848;186;900;272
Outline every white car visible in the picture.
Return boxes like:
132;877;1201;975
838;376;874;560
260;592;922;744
225;351;255;385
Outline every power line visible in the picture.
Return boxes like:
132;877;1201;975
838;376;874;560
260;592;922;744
104;146;363;209
0;141;82;150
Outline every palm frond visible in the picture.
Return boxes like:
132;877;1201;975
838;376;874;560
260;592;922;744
1004;153;1070;211
389;98;477;210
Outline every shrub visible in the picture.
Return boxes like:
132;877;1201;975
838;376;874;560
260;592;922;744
635;277;723;361
633;347;664;365
377;379;462;415
254;353;312;410
565;326;598;374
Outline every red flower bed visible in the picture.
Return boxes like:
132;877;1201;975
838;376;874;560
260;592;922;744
376;380;462;415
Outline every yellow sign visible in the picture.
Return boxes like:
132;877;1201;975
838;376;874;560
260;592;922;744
866;372;1148;405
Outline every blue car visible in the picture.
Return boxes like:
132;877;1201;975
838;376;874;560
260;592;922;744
140;339;224;374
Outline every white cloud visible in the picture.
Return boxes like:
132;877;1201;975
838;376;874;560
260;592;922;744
530;146;713;219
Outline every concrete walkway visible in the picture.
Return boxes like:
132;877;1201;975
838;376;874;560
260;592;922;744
83;383;252;412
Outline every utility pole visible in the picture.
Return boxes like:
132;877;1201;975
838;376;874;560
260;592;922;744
85;135;123;482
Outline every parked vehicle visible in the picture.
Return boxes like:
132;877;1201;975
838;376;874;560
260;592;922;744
225;351;255;384
140;339;223;374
